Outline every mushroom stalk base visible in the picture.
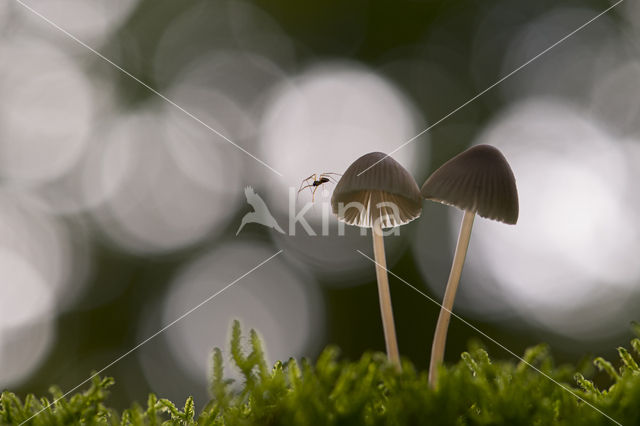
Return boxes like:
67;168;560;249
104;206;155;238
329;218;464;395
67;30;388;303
428;210;475;387
372;221;401;368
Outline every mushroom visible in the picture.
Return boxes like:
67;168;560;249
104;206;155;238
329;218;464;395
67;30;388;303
331;152;422;367
421;144;518;387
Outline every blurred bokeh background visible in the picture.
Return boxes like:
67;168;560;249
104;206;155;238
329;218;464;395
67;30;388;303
2;0;639;410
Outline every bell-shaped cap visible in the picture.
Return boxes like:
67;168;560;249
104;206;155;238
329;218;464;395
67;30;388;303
331;152;422;228
421;144;519;224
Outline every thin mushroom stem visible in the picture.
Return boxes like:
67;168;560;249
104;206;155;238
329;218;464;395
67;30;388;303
372;220;401;368
428;210;475;387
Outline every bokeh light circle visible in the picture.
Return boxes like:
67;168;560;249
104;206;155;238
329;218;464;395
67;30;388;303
0;192;79;387
260;62;423;179
30;116;135;215
91;107;243;254
259;63;427;281
590;60;640;138
153;1;292;91
415;99;640;339
0;249;54;329
0;319;54;387
18;0;138;44
0;36;92;186
159;241;323;390
0;191;81;309
499;7;621;104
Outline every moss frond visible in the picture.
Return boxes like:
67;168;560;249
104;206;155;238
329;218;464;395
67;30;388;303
3;321;640;425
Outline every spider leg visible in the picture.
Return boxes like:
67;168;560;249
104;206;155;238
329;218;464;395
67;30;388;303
298;174;316;194
307;174;318;197
298;183;316;194
322;172;341;182
302;174;317;181
311;185;320;202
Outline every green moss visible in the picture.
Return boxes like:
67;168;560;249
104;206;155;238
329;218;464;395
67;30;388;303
2;322;640;425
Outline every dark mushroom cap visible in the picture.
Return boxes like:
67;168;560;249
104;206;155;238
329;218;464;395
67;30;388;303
331;152;422;228
421;144;519;224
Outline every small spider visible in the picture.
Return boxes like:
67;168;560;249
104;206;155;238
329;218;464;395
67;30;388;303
298;172;341;201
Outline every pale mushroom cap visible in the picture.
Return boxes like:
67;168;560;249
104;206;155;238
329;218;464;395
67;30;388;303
331;152;422;228
421;144;519;224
